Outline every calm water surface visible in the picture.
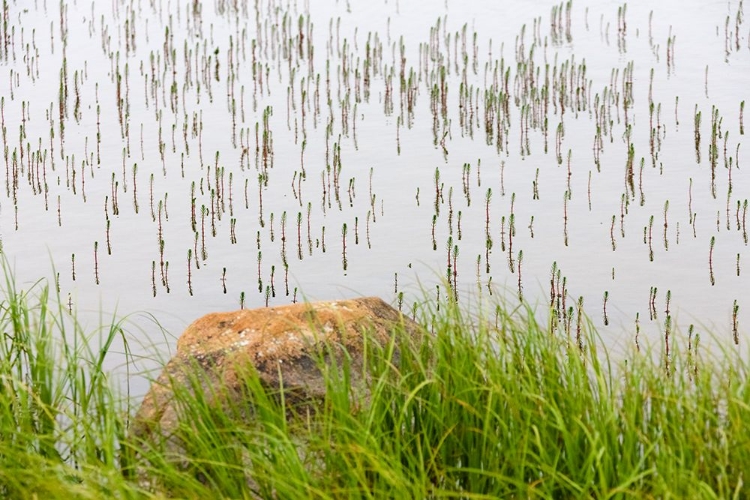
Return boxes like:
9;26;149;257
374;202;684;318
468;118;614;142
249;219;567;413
1;0;748;394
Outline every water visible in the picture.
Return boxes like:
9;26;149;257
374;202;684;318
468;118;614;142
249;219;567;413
1;0;748;395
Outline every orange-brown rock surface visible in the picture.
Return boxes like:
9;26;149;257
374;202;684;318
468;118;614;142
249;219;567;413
131;297;423;445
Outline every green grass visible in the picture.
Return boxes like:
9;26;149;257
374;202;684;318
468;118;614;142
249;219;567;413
0;265;748;498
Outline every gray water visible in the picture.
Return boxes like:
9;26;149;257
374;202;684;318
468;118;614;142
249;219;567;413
1;0;748;395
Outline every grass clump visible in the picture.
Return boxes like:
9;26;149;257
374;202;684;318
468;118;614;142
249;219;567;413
0;266;749;498
0;261;138;498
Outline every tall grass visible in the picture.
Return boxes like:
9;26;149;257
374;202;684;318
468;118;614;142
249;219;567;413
0;265;748;498
0;260;136;498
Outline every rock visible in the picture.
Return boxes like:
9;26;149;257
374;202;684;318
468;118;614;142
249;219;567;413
131;296;423;447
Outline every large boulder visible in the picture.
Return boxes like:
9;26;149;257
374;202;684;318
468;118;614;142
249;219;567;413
131;296;423;446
